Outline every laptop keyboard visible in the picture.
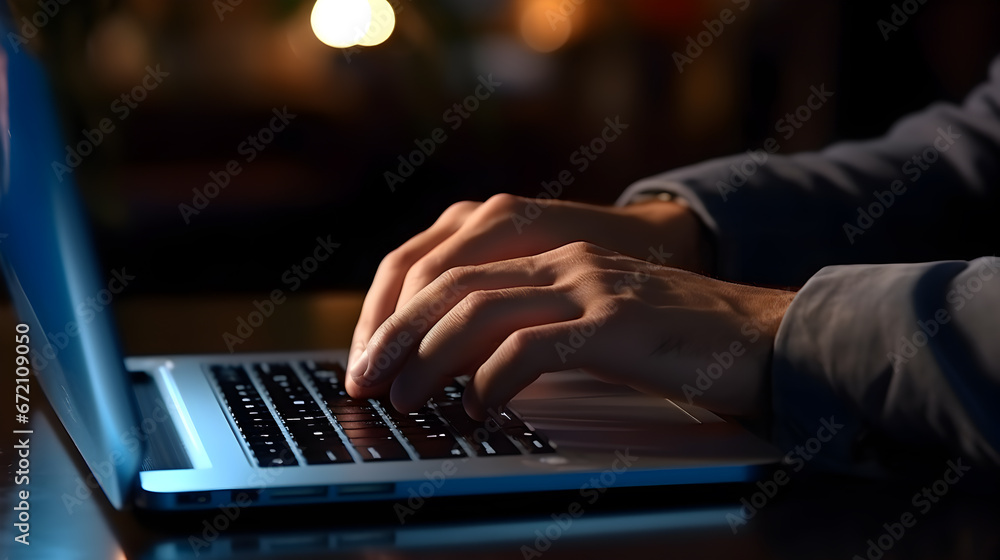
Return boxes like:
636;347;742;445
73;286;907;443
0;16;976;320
210;361;554;467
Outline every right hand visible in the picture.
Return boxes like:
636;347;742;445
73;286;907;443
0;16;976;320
347;241;789;419
346;193;712;381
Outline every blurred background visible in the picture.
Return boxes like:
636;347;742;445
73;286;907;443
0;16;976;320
8;0;1000;295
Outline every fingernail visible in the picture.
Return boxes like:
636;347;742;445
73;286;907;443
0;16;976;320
347;349;369;385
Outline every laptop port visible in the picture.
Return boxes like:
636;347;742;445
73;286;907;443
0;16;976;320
337;483;395;496
177;491;213;505
231;489;261;503
268;486;328;500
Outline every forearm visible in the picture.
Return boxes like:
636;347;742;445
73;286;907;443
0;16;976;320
619;59;1000;287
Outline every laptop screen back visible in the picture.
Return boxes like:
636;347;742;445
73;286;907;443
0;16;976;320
0;16;142;508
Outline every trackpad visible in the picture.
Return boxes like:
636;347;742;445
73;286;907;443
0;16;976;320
509;369;700;428
508;371;762;457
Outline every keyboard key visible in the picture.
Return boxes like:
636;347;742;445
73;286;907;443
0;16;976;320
503;427;556;454
338;419;387;430
249;443;298;467
438;383;464;403
287;426;339;442
354;440;410;462
347;436;399;446
302;361;349;405
304;361;347;380
300;442;354;464
409;438;466;459
328;405;376;415
342;427;396;439
406;431;467;459
212;364;250;386
336;412;383;423
397;423;448;435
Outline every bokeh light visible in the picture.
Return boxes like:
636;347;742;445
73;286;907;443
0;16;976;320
519;0;574;53
310;0;372;48
358;0;396;47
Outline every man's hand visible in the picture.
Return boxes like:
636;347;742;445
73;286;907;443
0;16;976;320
347;193;709;374
346;241;794;420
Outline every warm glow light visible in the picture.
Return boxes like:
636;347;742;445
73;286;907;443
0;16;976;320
519;1;573;53
358;0;396;46
311;0;372;48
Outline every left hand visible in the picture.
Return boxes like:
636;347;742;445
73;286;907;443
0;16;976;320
346;242;795;420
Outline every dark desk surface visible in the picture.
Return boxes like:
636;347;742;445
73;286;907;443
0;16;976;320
1;292;998;560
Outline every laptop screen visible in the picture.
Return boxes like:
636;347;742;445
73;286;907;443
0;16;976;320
0;14;142;508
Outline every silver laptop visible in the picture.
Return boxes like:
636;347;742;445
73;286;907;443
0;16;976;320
0;17;779;512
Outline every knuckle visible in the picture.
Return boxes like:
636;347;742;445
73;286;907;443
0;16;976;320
378;248;408;273
437;265;474;291
556;241;609;263
406;256;440;285
562;240;593;254
452;290;494;322
441;200;479;220
504;328;539;356
481;193;522;213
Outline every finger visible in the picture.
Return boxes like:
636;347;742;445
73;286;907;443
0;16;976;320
348;201;480;369
462;315;610;420
346;260;554;396
387;285;582;412
395;195;567;305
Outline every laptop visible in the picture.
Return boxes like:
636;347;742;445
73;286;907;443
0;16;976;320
0;16;779;512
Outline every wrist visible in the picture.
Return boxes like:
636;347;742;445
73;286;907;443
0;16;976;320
621;197;716;275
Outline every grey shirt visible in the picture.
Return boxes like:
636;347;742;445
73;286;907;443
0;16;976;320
618;57;1000;476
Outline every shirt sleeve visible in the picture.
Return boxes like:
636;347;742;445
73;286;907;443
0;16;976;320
772;258;1000;476
616;57;1000;475
617;58;1000;288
